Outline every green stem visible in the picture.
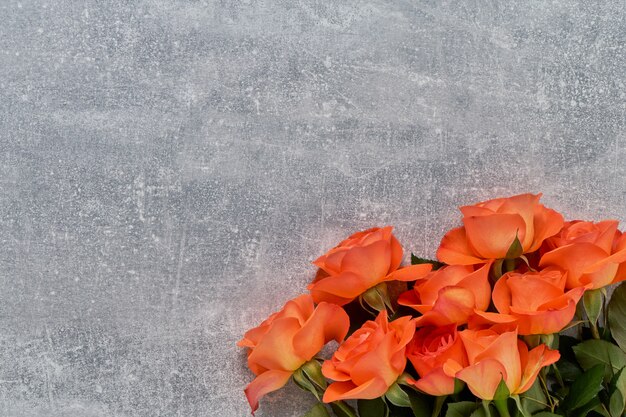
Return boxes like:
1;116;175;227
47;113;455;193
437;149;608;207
574;301;585;340
482;400;493;417
503;258;516;273
602;296;610;330
538;372;556;412
492;260;504;281
494;399;511;417
590;321;601;339
432;395;446;417
552;364;565;390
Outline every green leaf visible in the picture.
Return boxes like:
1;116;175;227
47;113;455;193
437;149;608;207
304;403;331;417
407;389;432;417
562;364;604;412
608;367;626;417
385;383;411;408
470;401;494;417
505;234;523;259
519;379;548;415
469;408;490;417
446;401;479;417
608;282;626;353
571;397;602;417
557;359;582;384
584;289;604;327
387;404;414;417
573;339;626;382
357;398;389;417
592;402;612;417
609;389;624;417
411;253;445;270
330;401;358;417
531;413;562;417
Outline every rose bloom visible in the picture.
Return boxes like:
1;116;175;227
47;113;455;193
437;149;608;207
397;263;492;326
405;324;468;396
309;226;432;305
473;268;586;335
437;193;564;265
614;230;626;283
540;220;626;289
455;328;560;400
238;294;349;413
322;311;415;402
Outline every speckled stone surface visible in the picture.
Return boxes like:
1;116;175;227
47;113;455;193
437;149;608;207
0;1;624;416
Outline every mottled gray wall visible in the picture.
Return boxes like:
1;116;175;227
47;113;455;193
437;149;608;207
0;0;624;416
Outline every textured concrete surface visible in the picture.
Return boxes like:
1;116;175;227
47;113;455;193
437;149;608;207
0;0;624;416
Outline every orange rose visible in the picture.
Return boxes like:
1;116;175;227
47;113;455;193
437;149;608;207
309;226;432;305
437;193;564;265
405;324;468;396
473;268;586;335
455;328;560;400
614;230;626;284
540;220;626;289
238;294;349;413
397;263;492;326
322;311;415;402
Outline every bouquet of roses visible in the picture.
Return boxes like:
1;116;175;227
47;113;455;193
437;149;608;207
238;193;626;417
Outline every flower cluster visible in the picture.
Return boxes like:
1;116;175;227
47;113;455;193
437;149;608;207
238;193;626;417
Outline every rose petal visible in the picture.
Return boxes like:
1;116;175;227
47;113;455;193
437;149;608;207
310;272;371;302
293;302;350;361
323;378;390;402
473;330;522;391
437;226;487;265
540;242;611;288
384;264;432;282
409;367;457;396
390;233;404;272
516;344;560;394
458;262;493;311
247;317;305;372
415;286;476;327
341;240;391;285
244;370;293;414
463;213;527;259
456;358;508;400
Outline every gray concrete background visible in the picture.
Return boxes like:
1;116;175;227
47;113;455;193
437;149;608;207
0;0;624;416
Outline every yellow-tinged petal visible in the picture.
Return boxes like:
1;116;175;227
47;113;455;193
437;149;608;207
409;367;457;396
516;344;560;394
247;317;304;372
456;358;508;400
